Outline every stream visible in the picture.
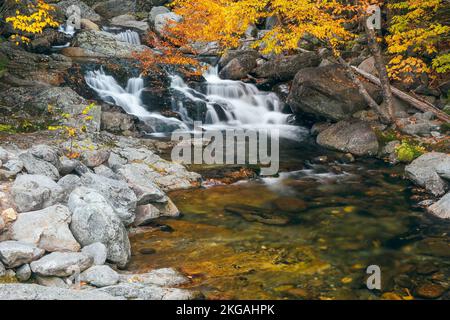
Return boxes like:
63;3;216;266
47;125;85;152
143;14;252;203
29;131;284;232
77;28;450;300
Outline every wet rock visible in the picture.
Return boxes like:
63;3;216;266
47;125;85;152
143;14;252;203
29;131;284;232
427;193;450;219
93;0;135;19
111;14;149;32
288;64;382;121
12;174;63;213
219;53;258;80
16;264;31;282
316;119;379;156
73;31;147;58
11;204;80;252
56;0;101;22
81;242;108;266
80;173;137;225
68;187;131;268
117;163;167;205
153;199;180;217
0;241;45;268
18;152;60;181
0;284;120;300
30;252;93;277
133;204;161;226
405;152;450;197
154;12;182;35
119;268;190;287
98;283;194;300
415;283;446;299
253;52;321;82
80;265;120;287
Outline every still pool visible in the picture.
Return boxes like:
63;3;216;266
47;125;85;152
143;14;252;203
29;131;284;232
129;138;450;300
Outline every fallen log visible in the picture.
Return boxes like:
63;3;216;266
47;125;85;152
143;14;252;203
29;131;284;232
352;66;450;123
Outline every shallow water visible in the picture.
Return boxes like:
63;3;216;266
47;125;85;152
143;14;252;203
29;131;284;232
129;139;450;300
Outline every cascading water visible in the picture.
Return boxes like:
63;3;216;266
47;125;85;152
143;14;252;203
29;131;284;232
85;69;188;133
115;30;141;45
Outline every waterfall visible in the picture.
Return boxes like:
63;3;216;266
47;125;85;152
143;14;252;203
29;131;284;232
115;30;141;45
85;69;188;133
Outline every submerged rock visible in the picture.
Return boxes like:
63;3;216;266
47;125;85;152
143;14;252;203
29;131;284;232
316;119;379;156
225;204;290;226
427;193;450;219
10;205;80;252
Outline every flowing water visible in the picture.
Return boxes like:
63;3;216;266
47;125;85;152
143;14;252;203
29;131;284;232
115;30;141;45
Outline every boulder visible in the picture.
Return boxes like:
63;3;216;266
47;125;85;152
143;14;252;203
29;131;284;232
317;119;379;156
56;0;102;22
427;193;450;220
253;52;321;82
98;283;194;300
93;0;135;19
110;14;149;32
16;264;32;282
57;174;82;202
10;205;80;253
30;252;93;277
101;111;136;133
117;163;168;205
149;6;170;26
35;275;69;288
0;159;23;180
73;31;147;58
119;268;189;287
18;152;60;181
0;261;5;277
80;173;137;225
154;12;182;35
0;284;120;300
29;145;61;169
80;18;100;31
0;216;4;233
93;165;118;179
154;199;180;217
287;64;382;121
12;174;63;213
68;187;131;268
0;241;44;268
218;50;260;69
133;204;161;226
405;153;450;196
81;150;110;168
358;56;378;76
138;0;170;12
219;54;258;80
80;265;120;287
81;242;107;266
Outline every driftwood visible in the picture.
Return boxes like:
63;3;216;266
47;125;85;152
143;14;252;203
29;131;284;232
352;66;450;123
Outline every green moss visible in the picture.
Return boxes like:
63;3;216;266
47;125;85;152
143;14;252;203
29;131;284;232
376;129;398;145
0;124;16;134
0;56;8;77
395;140;426;163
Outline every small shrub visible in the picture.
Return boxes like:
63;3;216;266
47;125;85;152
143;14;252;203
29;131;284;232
395;140;426;163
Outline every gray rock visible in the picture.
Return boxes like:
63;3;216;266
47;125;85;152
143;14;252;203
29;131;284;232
19;152;60;181
16;264;31;282
101;111;136;134
93;165;117;179
149;6;170;25
111;14;149;31
35;276;69;288
317;119;379;156
154;199;180;217
93;0;135;19
80;173;137;225
10;205;80;253
0;147;9;163
73;31;147;58
436;161;450;180
56;0;101;22
68;187;131;268
118;163;167;205
120;268;189;287
288;64;382;121
2;159;24;177
0;216;4;233
154;12;182;35
405;153;450;196
57;174;82;201
81;150;110;168
133;204;161;226
108;152;128;171
427;193;450;219
12;174;63;213
0;241;45;268
0;284;120;300
29;145;61;169
59;157;79;176
81;242;107;266
218;50;260;69
0;261;5;277
80;265;120;287
219;54;258;80
98;283;194;300
30;252;93;277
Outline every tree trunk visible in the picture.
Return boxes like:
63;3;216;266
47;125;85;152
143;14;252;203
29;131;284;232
365;26;396;123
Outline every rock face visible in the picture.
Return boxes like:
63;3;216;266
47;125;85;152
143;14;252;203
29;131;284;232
0;284;120;300
316;119;379;156
405;153;450;196
0;43;72;86
80;265;120;287
253;52;321;82
288;64;382;121
11;205;80;253
12;174;63;213
56;0;102;22
68;187;131;268
80;173;137;225
0;241;45;268
30;252;93;277
73;31;147;58
428;193;450;219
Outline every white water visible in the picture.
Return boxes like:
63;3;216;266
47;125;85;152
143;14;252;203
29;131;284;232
85;69;188;133
115;30;141;45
